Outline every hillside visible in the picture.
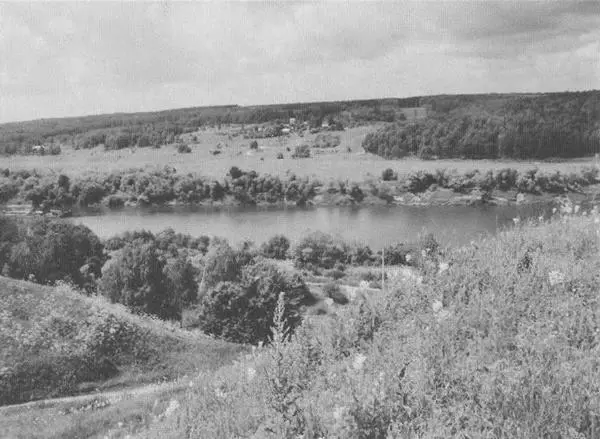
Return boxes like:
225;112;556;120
0;277;245;406
2;91;599;157
133;209;600;438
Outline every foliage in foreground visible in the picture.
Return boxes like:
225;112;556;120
0;277;244;406
196;259;315;345
142;210;600;438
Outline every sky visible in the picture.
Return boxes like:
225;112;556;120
0;1;599;123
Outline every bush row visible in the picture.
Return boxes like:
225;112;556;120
402;166;600;194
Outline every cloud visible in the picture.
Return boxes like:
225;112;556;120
0;1;598;123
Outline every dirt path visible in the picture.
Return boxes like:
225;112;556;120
0;379;185;415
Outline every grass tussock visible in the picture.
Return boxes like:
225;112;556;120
139;210;600;438
0;278;245;406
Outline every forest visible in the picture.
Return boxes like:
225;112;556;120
363;90;600;159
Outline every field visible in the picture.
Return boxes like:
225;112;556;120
4;124;597;182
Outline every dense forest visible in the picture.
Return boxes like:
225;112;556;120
363;90;600;159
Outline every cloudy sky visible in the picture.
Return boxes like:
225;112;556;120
0;1;599;123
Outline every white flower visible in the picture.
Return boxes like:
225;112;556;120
538;216;544;222
574;205;580;214
438;262;449;274
432;300;443;313
359;280;370;289
333;406;347;422
548;270;565;286
163;399;180;418
436;309;451;322
324;298;334;307
405;253;412;262
552;207;557;214
246;367;256;382
352;353;367;371
512;217;520;225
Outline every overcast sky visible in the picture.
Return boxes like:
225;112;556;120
0;1;599;123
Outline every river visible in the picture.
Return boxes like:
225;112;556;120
73;203;553;248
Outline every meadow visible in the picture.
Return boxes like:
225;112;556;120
4;125;597;183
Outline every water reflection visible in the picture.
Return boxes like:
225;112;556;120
74;204;552;249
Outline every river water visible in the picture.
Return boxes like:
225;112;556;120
73;203;553;249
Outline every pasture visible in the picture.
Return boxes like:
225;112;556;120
4;124;597;182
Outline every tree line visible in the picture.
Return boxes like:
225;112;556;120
363;90;600;159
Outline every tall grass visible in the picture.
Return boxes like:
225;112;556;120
140;208;600;438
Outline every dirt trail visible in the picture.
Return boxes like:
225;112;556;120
0;379;184;415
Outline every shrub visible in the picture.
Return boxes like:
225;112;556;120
48;144;61;155
293;232;349;270
249;140;259;150
177;144;192;153
292;145;311;159
381;168;397;181
323;282;349;305
6;218;105;288
313;133;341;149
98;241;197;320
106;194;125;208
197;260;314;344
260;235;291;260
277;152;284;159
405;171;436;193
228;166;245;180
200;239;256;289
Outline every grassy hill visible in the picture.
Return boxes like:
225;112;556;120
3;90;598;157
0;277;246;406
132;209;600;438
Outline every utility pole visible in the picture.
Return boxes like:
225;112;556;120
381;247;385;291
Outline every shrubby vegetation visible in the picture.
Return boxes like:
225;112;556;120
402;166;600;195
0;166;323;211
142;208;600;438
197;260;314;344
0;216;105;290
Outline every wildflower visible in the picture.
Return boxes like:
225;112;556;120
405;253;412;263
214;386;227;399
438;262;449;274
574;205;580;214
512;217;520;225
538;215;544;222
548;270;565;286
246;367;256;382
436;309;451;322
359;280;369;289
432;300;443;313
333;406;347;422
352;353;367;371
552;207;557;214
163;399;180;418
